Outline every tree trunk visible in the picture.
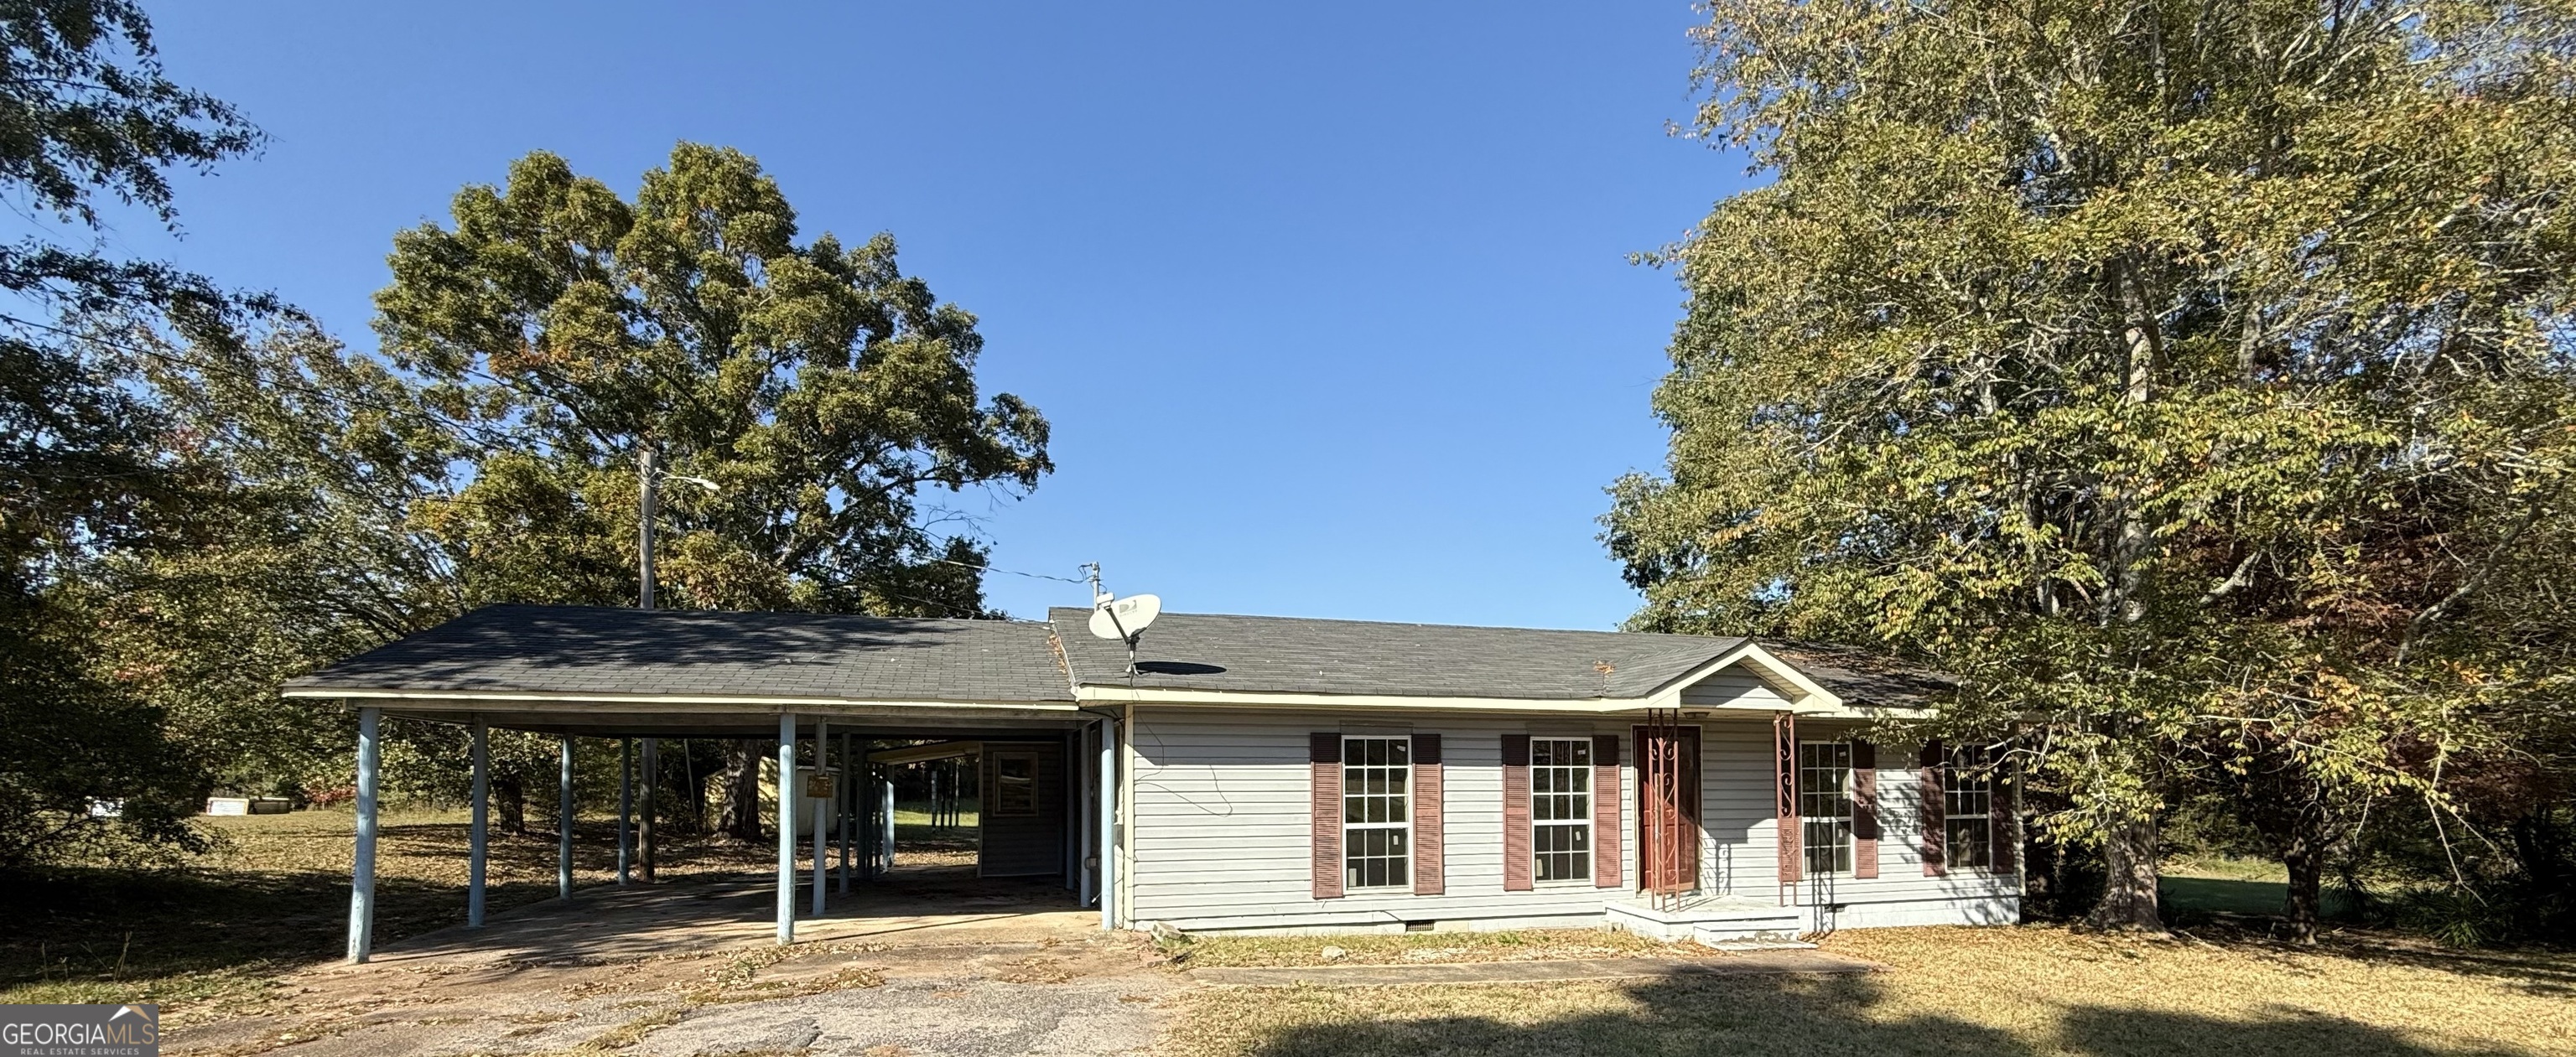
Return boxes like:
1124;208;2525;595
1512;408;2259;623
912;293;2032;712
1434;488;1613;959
2282;830;2324;944
681;742;709;835
718;739;766;842
494;775;527;836
2085;813;2164;931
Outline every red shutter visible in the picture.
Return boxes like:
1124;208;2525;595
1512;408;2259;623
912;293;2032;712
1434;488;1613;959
1774;712;1800;884
1592;734;1623;889
1311;733;1344;899
1990;748;2016;876
1412;733;1444;895
1919;740;1948;877
1501;733;1533;892
1852;739;1880;879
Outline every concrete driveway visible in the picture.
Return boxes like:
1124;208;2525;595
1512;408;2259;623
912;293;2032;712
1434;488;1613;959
165;868;1179;1057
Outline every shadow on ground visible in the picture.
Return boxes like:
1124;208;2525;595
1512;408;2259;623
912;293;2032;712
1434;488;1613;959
2;816;982;993
1223;971;2531;1057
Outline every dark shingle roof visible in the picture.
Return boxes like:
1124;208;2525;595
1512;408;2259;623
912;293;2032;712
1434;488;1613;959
1047;608;1747;700
1758;640;1955;709
285;604;1949;712
285;604;1072;703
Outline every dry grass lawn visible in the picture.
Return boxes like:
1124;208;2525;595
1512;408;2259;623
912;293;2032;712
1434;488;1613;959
0;806;957;1008
1160;925;2576;1057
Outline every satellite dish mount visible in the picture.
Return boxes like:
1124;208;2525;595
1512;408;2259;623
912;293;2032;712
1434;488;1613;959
1085;572;1161;680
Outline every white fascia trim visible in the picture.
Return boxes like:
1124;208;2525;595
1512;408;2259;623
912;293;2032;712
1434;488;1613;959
1644;641;1846;712
1073;686;1644;712
282;687;1082;712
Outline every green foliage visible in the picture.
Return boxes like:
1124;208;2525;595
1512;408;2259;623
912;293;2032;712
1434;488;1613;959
1610;0;2576;931
376;144;1052;615
0;0;267;868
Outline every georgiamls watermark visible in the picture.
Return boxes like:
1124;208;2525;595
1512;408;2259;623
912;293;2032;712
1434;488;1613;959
2;1005;158;1057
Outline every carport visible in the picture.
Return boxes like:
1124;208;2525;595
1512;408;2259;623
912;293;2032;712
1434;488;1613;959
281;604;1124;963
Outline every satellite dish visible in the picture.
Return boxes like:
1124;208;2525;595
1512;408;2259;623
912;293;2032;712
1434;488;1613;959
1088;593;1161;640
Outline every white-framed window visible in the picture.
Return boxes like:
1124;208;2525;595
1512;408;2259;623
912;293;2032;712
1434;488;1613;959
992;750;1039;817
1798;741;1854;874
1531;738;1593;883
1343;736;1410;889
1945;745;1994;870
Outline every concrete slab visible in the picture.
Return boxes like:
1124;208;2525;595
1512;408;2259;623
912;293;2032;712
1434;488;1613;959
1187;949;1877;987
366;865;1091;967
164;866;1165;1057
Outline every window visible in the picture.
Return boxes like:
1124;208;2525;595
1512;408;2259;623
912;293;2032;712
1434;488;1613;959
1531;738;1592;882
1343;737;1410;889
1944;745;1994;870
1798;742;1854;874
993;751;1038;817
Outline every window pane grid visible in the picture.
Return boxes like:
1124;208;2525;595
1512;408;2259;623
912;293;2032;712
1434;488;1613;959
1798;743;1854;874
1343;737;1410;889
1532;738;1592;882
1945;746;1994;870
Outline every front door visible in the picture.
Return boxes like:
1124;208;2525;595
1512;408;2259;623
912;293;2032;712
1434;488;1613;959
1633;723;1701;894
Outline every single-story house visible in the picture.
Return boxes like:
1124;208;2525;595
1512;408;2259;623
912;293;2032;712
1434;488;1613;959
286;604;2018;961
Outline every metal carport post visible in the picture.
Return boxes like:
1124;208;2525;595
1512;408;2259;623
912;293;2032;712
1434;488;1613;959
776;712;799;944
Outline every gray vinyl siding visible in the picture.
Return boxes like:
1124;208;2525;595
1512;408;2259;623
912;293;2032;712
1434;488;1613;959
1700;719;2020;929
1122;676;2019;934
1680;671;1794;709
1127;709;1636;930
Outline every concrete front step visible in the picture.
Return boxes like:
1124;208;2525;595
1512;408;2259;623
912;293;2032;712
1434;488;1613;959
1606;895;1805;945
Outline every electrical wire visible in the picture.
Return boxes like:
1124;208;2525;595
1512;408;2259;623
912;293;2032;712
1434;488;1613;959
927;555;1091;585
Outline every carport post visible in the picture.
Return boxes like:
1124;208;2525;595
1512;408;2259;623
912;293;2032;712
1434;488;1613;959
468;717;488;927
639;738;658;882
1078;726;1094;907
558;736;574;899
618;737;633;885
880;774;895;872
776;713;798;944
837;733;853;894
346;706;380;963
810;719;828;916
1098;717;1118;930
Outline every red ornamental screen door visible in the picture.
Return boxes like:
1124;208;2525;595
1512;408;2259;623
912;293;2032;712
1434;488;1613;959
1633;712;1701;907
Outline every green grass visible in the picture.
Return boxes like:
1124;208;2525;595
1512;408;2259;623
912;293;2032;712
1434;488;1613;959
891;798;979;829
2159;856;2359;921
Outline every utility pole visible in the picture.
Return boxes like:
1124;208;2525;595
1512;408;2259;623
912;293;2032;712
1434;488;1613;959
637;445;658;880
640;447;659;611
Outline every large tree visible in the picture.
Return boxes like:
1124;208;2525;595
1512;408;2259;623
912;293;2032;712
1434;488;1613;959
0;0;266;867
1609;0;2576;935
374;143;1051;618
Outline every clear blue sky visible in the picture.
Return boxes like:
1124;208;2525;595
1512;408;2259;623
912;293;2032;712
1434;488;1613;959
119;2;1748;630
